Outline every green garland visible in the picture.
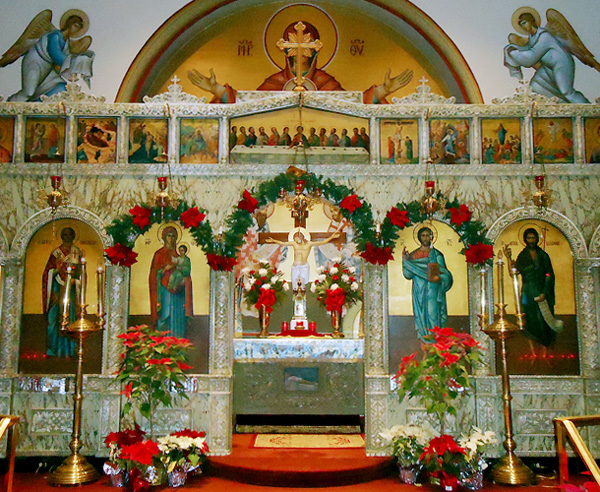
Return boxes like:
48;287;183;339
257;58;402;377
105;172;491;270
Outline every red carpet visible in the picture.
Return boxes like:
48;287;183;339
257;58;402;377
1;434;591;491
209;434;391;486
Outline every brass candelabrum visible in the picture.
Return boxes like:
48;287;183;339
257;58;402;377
480;250;536;486
48;258;105;487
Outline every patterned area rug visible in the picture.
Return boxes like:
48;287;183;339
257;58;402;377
253;434;365;449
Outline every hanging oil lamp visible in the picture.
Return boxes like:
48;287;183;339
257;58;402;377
46;176;67;215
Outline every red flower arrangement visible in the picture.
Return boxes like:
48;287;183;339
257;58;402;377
360;242;394;265
386;207;410;229
324;288;346;313
339;194;362;213
237;189;259;213
129;205;152;231
464;242;494;265
312;259;361;314
105;243;139;267
180;207;206;229
448;204;472;227
241;261;289;313
206;253;237;271
419;434;467;486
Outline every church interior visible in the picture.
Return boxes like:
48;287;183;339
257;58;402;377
0;0;599;490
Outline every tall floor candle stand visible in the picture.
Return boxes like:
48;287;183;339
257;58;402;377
481;252;535;486
48;260;105;486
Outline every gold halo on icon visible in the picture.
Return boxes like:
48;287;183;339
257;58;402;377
157;222;183;243
511;7;541;35
264;3;338;71
176;241;191;253
517;222;546;247
288;226;311;242
54;222;81;242
412;223;438;246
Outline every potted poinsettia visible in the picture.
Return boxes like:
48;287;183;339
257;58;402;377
103;423;146;487
420;434;468;492
311;258;361;337
157;429;210;487
457;427;498;490
115;325;193;438
380;422;437;484
394;326;483;433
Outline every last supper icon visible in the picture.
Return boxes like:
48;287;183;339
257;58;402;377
235;179;362;338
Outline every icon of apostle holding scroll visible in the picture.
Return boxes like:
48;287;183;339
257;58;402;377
402;226;453;341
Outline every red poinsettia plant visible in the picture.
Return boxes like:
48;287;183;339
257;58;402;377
103;423;146;473
241;260;289;313
394;327;484;431
311;258;362;315
116;325;193;438
420;434;467;487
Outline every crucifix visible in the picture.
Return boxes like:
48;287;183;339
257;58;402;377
257;190;346;331
258;189;347;282
276;21;323;91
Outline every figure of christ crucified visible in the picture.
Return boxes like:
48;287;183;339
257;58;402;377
266;227;342;290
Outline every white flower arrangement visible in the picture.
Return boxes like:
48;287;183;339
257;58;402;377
241;264;289;309
380;422;437;467
457;427;498;473
157;431;209;473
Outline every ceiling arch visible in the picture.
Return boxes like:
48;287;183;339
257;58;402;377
117;0;482;104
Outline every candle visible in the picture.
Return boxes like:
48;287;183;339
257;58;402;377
480;266;487;320
97;266;104;318
61;266;73;327
496;253;504;308
51;176;62;188
309;321;316;333
511;265;522;320
80;257;87;309
282;321;289;334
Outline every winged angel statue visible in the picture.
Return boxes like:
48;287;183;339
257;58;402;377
0;9;95;101
504;7;600;103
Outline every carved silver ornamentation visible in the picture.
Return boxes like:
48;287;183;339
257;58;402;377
143;76;207;104
392;77;456;105
40;76;106;104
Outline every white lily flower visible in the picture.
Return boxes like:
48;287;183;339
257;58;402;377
349;267;356;273
282;282;289;291
351;282;359;291
258;268;268;276
330;283;339;290
330;267;338;274
310;282;317;293
341;274;350;282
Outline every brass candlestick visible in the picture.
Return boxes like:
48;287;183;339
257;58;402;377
48;259;105;486
482;251;535;486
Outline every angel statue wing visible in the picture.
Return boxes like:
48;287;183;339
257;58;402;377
0;10;55;67
546;8;600;72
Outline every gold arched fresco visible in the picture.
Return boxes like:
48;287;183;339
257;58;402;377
116;0;482;103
